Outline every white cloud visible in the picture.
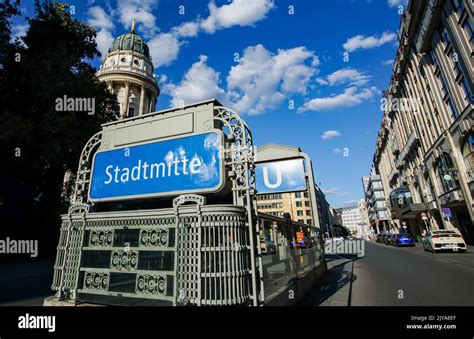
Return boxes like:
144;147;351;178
146;0;274;68
299;86;378;112
172;21;200;38
343;31;397;52
333;148;342;155
95;29;115;57
227;44;319;115
117;0;158;33
87;6;115;57
382;59;394;66
148;33;181;67
10;23;28;42
315;78;329;86
87;6;114;30
164;55;225;107
388;0;408;8
326;67;370;86
323;188;350;196
321;130;341;140
201;0;275;34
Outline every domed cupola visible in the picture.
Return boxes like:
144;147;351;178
96;19;159;118
108;29;151;60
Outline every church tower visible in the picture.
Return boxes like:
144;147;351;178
97;20;159;118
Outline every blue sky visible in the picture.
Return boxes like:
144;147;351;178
11;0;408;207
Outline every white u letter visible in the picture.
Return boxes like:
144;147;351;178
263;166;282;189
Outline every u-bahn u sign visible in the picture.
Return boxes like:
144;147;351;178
88;131;225;202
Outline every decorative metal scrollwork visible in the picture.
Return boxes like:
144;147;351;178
68;203;90;215
136;274;167;296
72;131;103;204
139;229;169;247
89;230;113;247
213;106;256;196
110;250;138;270
84;271;109;291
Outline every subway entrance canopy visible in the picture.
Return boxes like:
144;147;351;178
48;99;325;307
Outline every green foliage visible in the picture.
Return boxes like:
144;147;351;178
0;0;119;256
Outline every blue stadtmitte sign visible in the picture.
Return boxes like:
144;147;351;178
89;131;224;202
255;158;307;194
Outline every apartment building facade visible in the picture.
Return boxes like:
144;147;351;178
373;0;473;243
256;191;313;224
256;184;334;231
362;174;391;233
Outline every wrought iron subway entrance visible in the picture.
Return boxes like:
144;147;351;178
49;101;262;306
51;195;253;306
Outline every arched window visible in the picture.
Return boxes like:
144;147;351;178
462;133;474;182
436;152;459;193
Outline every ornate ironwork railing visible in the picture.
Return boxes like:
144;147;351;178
52;195;252;306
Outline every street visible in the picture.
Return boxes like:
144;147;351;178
305;240;474;306
2;241;473;307
0;260;54;306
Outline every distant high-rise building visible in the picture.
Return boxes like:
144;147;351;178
362;175;391;233
335;204;364;235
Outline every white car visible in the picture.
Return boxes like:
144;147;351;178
422;230;467;252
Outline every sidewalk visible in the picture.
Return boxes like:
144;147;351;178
303;254;356;306
0;260;54;306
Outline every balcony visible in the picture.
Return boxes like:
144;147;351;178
415;0;443;53
439;187;464;206
391;140;400;155
466;167;474;183
399;132;419;161
388;167;399;183
396;158;403;170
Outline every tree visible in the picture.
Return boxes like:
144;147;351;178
0;0;119;258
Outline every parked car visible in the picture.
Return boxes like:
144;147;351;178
383;234;393;245
376;234;384;243
422;230;467;252
392;233;415;247
260;239;276;254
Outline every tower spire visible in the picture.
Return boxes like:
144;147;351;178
131;19;136;32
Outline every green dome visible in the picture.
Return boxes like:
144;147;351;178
108;30;150;59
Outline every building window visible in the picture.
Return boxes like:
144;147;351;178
462;18;473;43
296;201;302;207
295;192;302;198
430;49;440;69
459;76;473;104
451;0;465;16
305;201;310;207
438;26;451;47
303;192;309;198
462;134;474;182
446;98;458;120
436;153;460;193
305;210;311;216
297;210;303;216
128;107;135;117
438;72;449;98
